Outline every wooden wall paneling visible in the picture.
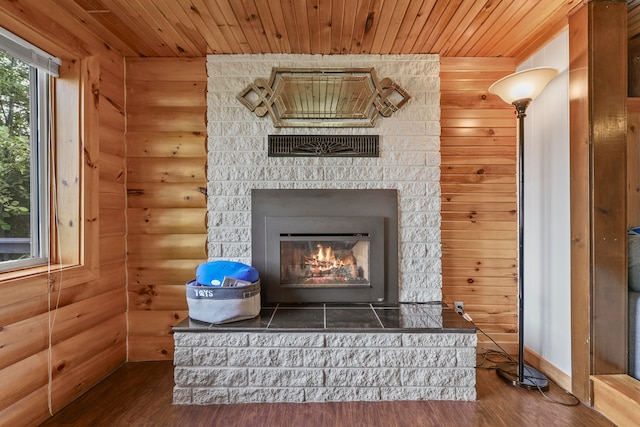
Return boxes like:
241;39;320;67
100;67;126;109
99;235;127;265
127;208;207;235
126;183;206;209
0;350;47;412
0;288;124;374
0;4;127;425
126;158;206;183
49;343;125;412
127;310;189;337
440;56;518;354
125;131;206;158
127;336;176;362
126;107;207;133
100;208;126;237
127;235;207;261
126;57;207;361
130;284;192;311
126;58;207;81
100;125;126;158
99;152;126;183
0;384;49;427
50;314;126;383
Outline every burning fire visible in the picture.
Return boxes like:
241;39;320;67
306;244;341;273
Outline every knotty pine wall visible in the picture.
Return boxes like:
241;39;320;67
0;2;127;426
124;55;521;362
125;58;208;361
440;57;519;354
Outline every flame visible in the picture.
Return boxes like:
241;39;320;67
310;244;339;270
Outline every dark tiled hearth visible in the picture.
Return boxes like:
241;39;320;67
174;302;475;333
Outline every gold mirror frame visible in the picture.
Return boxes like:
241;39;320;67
237;67;410;127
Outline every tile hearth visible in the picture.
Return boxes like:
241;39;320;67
173;303;477;404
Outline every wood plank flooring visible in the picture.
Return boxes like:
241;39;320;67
39;361;615;427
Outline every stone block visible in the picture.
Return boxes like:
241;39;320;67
248;368;323;387
305;348;380;368
305;387;381;402
174;367;248;387
401;368;475;387
325;368;401;387
192;387;229;405
174;332;249;348
250;333;325;348
172;386;192;404
325;333;402;348
228;387;305;403
173;347;192;366
192;347;227;366
402;333;477;348
380;348;458;368
456;348;477;367
227;348;304;367
380;386;456;401
456;387;477;401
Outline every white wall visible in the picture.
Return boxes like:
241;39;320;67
206;54;442;303
518;30;571;376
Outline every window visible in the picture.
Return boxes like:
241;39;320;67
0;27;60;272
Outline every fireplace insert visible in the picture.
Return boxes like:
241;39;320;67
252;189;398;304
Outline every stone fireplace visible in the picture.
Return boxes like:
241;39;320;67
205;53;442;303
172;54;476;405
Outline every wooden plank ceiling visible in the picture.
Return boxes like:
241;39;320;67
64;0;587;58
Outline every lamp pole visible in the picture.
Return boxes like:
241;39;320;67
514;98;530;385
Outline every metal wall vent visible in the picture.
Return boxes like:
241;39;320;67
268;135;379;157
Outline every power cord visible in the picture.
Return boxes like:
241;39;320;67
454;306;580;407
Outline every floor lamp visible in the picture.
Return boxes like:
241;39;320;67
488;67;558;390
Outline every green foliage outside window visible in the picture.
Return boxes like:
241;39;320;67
0;51;31;258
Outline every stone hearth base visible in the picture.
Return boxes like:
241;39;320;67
173;303;477;404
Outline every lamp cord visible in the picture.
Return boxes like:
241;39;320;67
461;312;581;407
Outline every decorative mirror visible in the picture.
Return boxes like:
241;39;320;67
237;67;410;127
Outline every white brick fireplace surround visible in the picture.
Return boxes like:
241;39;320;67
206;53;441;302
172;54;477;405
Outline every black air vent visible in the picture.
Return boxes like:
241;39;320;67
268;135;379;157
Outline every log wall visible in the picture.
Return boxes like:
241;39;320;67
0;2;127;426
126;58;208;361
439;57;519;354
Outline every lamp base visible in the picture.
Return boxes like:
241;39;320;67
496;363;549;391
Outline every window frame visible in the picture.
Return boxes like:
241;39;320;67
0;55;99;289
0;62;51;272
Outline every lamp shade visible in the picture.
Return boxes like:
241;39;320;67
488;67;558;104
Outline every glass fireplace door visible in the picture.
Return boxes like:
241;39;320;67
280;235;370;288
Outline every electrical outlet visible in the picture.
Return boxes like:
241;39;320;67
454;301;464;313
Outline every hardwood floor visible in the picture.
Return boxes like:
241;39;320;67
39;361;615;427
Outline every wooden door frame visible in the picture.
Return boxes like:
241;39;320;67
569;0;628;403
